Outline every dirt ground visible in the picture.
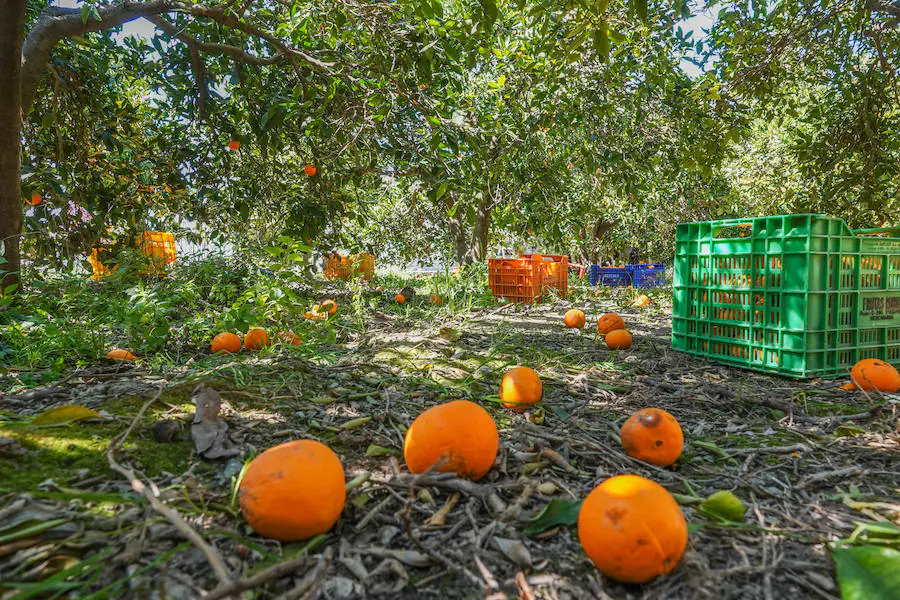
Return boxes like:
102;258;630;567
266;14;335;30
1;295;898;599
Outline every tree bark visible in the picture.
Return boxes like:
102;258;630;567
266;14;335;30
445;196;470;265
468;193;492;263
0;0;27;297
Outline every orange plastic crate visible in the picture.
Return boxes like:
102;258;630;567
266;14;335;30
324;252;374;280
488;254;569;303
135;231;177;275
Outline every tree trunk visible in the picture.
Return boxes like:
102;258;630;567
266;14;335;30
0;0;27;297
468;193;491;263
445;197;470;265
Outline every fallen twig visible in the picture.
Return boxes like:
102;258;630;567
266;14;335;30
275;546;333;600
106;386;231;587
796;465;866;490
202;554;315;600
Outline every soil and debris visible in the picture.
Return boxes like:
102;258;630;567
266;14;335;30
1;293;898;599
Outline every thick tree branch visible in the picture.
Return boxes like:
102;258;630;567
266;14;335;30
21;0;336;116
867;0;900;18
145;13;285;121
145;14;284;66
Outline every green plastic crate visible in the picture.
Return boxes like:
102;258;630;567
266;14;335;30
672;214;900;378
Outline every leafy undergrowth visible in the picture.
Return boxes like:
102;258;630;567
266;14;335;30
1;271;898;599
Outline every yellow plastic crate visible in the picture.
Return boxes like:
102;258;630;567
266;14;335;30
88;231;177;280
134;231;176;275
325;252;374;280
89;248;115;281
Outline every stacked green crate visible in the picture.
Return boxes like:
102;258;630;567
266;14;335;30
672;214;900;378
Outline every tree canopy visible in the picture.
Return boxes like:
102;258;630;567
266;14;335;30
2;0;899;289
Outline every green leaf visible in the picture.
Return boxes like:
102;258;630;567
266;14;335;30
365;444;398;457
435;182;449;201
632;0;648;21
593;24;610;62
833;545;900;600
478;0;499;21
0;518;70;546
835;425;866;437
525;498;582;535
31;405;101;426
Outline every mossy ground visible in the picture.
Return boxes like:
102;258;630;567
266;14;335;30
1;276;897;599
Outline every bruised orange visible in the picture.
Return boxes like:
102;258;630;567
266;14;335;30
305;164;317;176
239;439;346;541
564;309;586;329
849;358;900;392
499;366;543;412
106;348;137;361
244;328;269;350
403;400;498;481
621;408;683;467
211;332;242;354
395;294;406;303
228;140;240;151
597;313;626;335
578;474;687;583
605;329;632;350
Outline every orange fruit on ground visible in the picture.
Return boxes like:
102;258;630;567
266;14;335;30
106;348;137;361
319;299;337;314
499;366;543;412
634;294;651;307
605;329;632;350
564;309;586;329
239;439;346;541
305;164;317;176
430;295;442;305
403;400;498;481
244;328;270;350
578;474;688;583
621;408;684;467
597;313;626;335
211;332;242;354
849;358;900;392
26;193;42;206
395;294;406;303
228;140;240;151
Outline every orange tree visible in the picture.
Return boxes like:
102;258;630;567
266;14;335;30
4;0;703;284
340;1;740;265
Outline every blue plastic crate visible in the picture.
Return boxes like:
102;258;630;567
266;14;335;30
626;264;666;287
589;265;631;286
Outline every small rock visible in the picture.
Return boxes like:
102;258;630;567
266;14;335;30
474;365;492;378
148;523;180;541
322;577;361;600
222;458;244;480
0;437;26;457
379;525;401;546
152;419;182;443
